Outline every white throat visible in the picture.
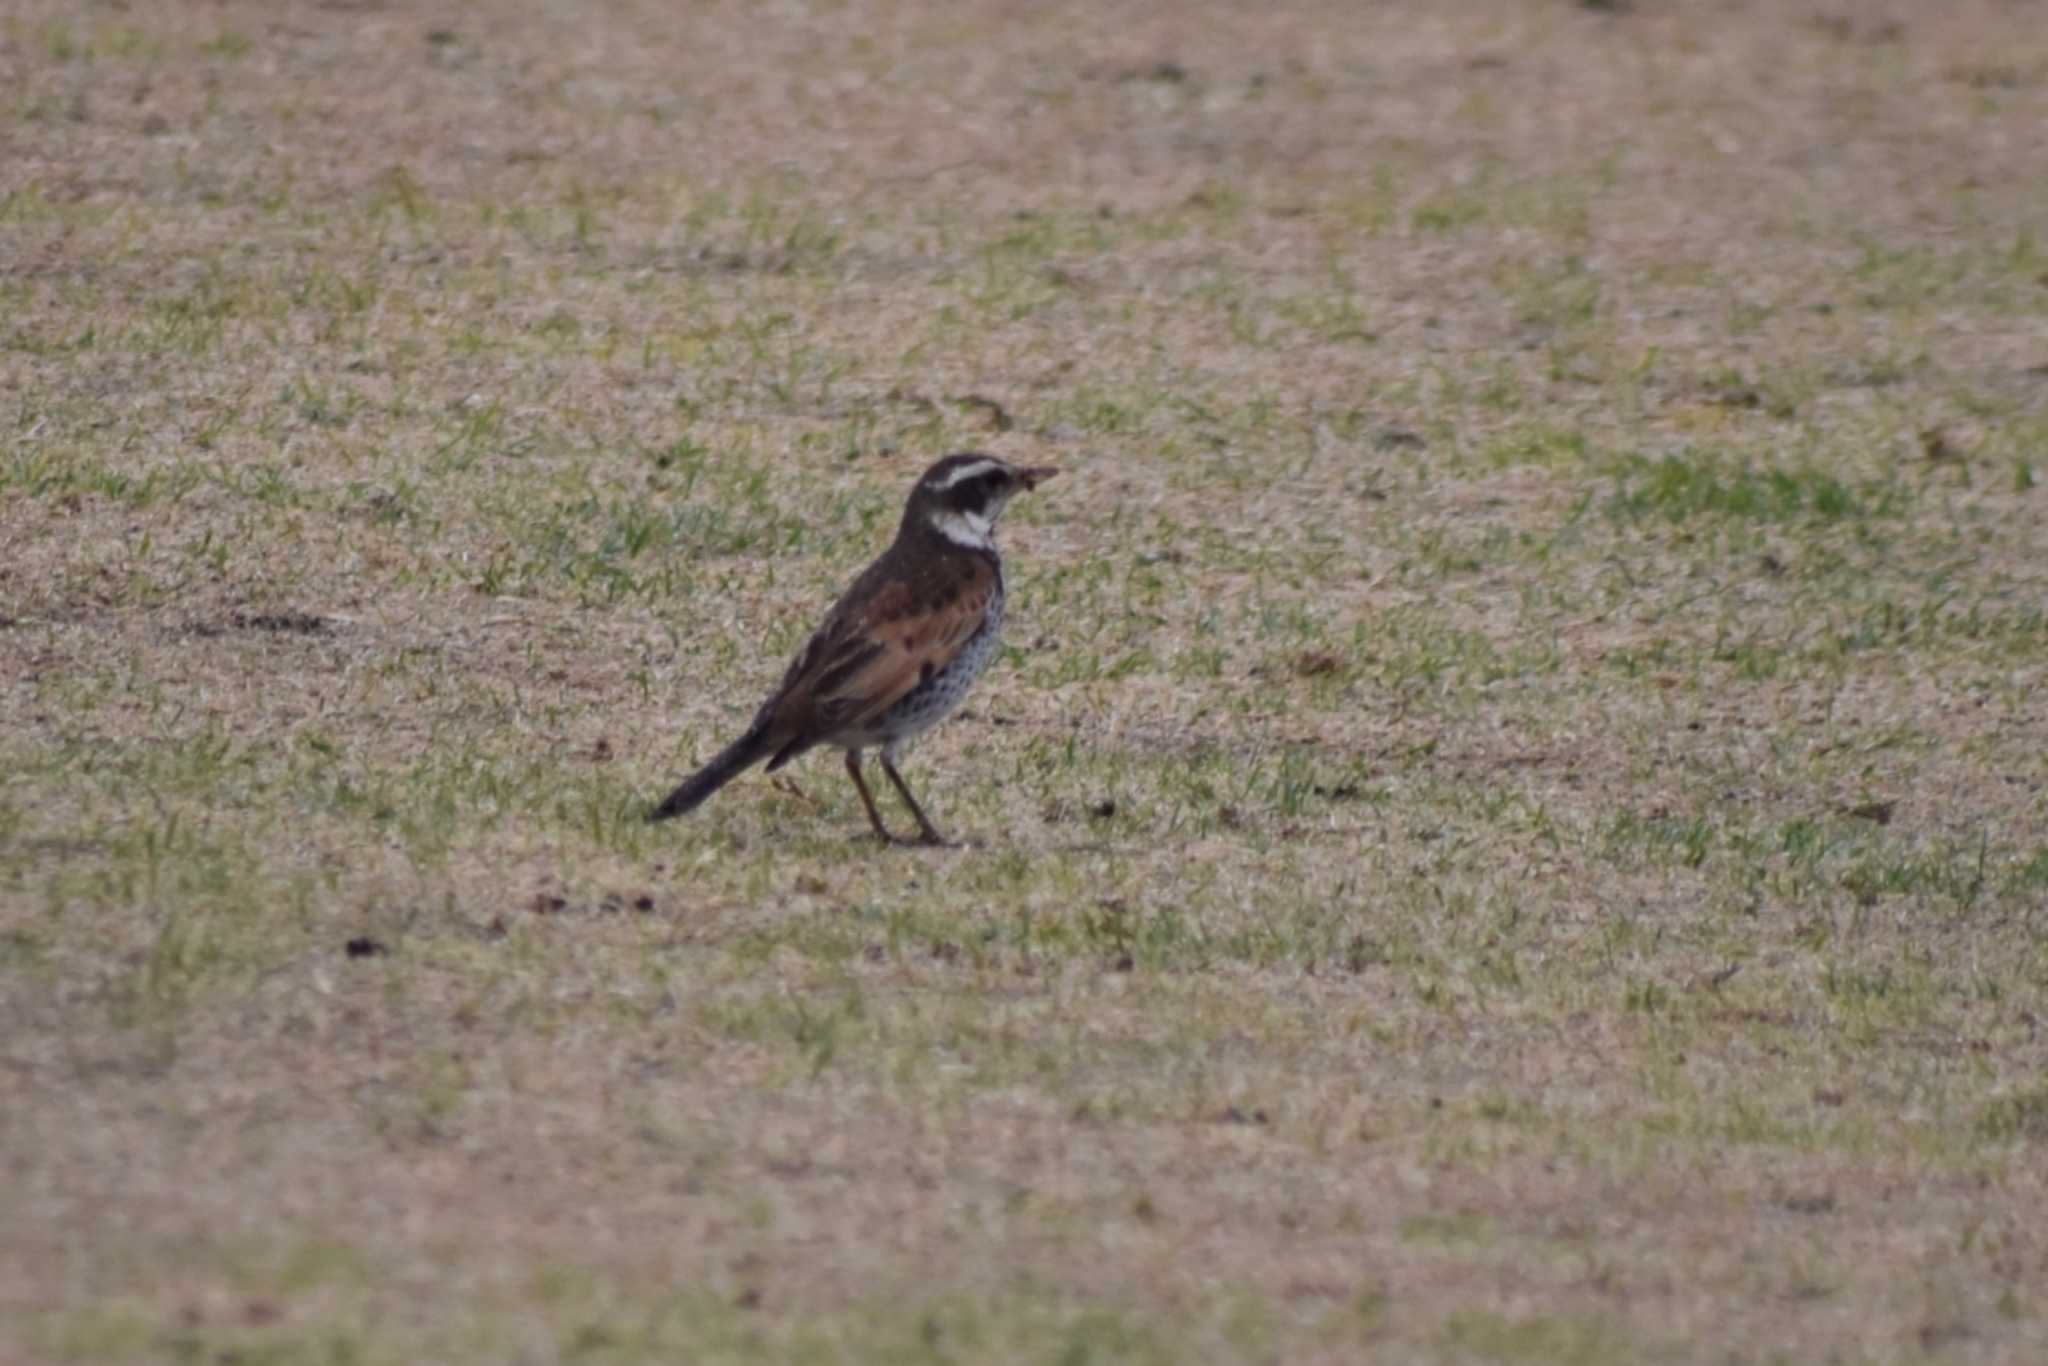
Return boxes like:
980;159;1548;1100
930;506;995;551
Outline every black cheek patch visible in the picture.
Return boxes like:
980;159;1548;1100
950;472;1003;515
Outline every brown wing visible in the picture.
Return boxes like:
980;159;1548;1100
817;569;996;731
763;552;998;744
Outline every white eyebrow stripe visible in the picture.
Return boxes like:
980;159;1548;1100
930;459;1004;490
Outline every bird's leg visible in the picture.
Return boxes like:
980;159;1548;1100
878;753;949;847
770;773;819;807
843;750;895;843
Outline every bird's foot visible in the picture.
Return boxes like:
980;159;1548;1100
771;774;820;807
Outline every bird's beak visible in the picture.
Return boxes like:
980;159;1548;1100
1019;466;1059;491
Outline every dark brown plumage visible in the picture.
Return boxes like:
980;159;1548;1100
649;453;1055;843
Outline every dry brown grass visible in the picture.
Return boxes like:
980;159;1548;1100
5;0;2048;1361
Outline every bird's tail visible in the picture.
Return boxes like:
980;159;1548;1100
648;723;774;822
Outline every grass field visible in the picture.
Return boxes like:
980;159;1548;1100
4;0;2047;1360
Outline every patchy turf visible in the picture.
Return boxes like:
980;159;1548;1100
4;0;2047;1361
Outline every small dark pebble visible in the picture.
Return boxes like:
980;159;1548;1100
345;937;387;959
1919;428;1961;464
1343;936;1380;973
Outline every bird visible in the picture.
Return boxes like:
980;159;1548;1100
649;452;1057;844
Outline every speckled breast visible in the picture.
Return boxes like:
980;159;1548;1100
870;583;1004;749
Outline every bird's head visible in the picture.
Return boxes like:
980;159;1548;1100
908;452;1057;550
